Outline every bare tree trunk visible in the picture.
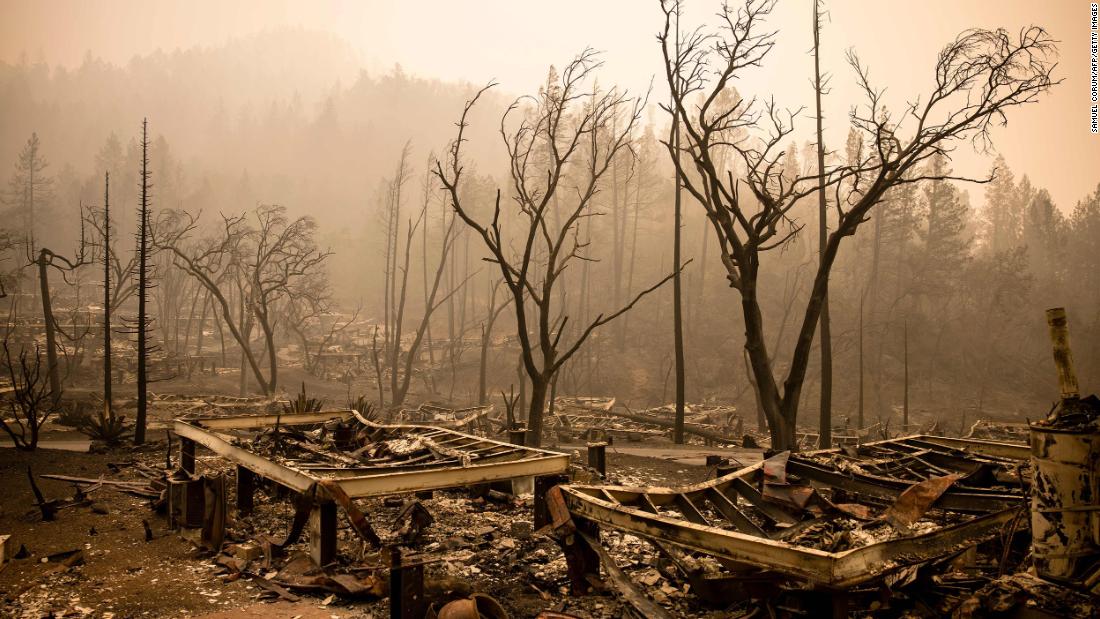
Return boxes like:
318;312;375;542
858;292;865;429
813;0;832;449
422;168;437;395
102;172;113;418
671;71;686;444
37;252;61;403
525;376;549;446
623;176;642;338
238;289;249;396
903;319;909;430
477;281;509;405
517;355;526;423
197;292;211;357
134;119;151;445
215;305;226;365
371;326;385;408
478;322;490;405
257;311;278;394
867;212;885;419
181;279;199;357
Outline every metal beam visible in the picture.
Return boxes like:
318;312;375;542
334;455;569;497
189;410;354;430
173;420;316;493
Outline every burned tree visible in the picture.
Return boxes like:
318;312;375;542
99;172;116;424
478;278;513;406
811;0;833;448
659;0;1056;449
133;118;154;445
159;205;329;396
377;149;463;408
281;277;359;376
0;303;56;451
31;215;91;404
436;52;680;446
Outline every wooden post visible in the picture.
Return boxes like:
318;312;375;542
236;466;255;516
388;546;425;619
587;441;607;477
715;461;739;479
506;423;533;494
534;474;569;530
202;474;226;551
180;437;196;474
168;476;204;529
561;518;601;595
309;500;337;566
508;423;527;447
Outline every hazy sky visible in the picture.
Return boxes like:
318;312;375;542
3;0;1098;211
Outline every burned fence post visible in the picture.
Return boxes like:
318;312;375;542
168;475;204;529
235;465;255;516
507;422;533;495
1029;308;1100;584
544;484;600;595
716;460;739;478
508;422;527;447
388;545;425;619
587;439;608;478
534;474;570;530
180;436;196;474
202;473;227;551
309;499;338;566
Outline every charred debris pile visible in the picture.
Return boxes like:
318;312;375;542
4;310;1098;618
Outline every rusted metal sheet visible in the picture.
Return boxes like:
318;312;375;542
882;474;960;533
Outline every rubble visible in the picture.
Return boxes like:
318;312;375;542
6;306;1098;617
557;435;1040;614
396;402;496;433
547;396;748;446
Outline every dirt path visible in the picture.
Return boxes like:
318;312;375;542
0;446;260;618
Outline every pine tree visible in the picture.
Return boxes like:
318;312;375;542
1022;188;1065;280
7;133;53;251
981;155;1020;254
918;153;971;297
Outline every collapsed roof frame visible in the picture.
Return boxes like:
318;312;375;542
173;409;570;497
561;435;1029;589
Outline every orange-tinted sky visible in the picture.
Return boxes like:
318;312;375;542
3;0;1098;210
